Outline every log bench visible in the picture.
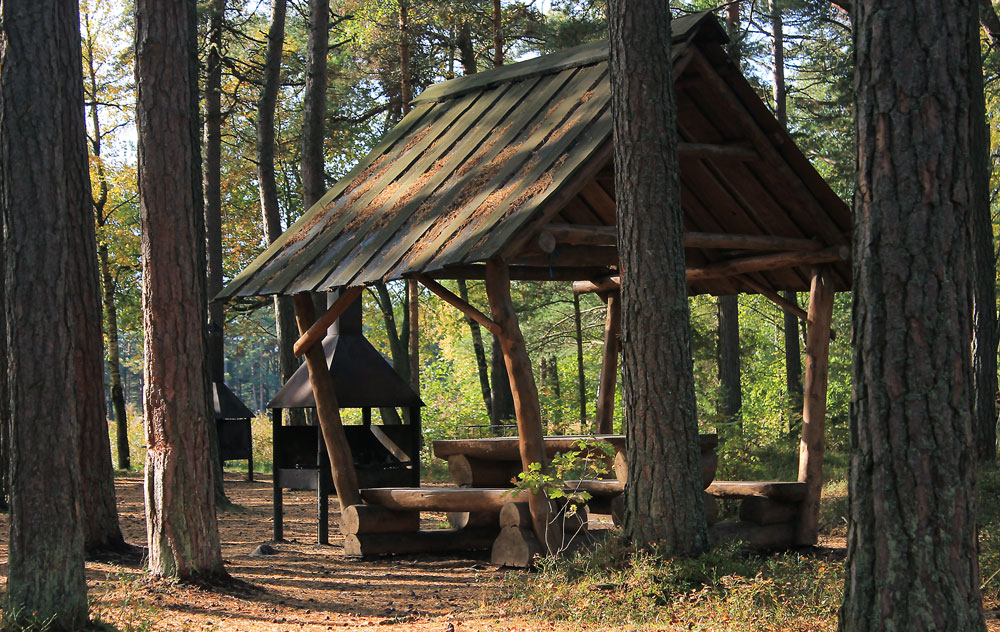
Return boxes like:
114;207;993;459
343;487;531;558
705;480;805;549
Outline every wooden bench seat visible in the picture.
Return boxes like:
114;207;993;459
360;487;528;513
705;481;806;502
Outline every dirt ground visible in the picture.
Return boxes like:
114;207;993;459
0;472;619;632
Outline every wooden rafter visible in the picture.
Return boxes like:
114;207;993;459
413;274;501;335
293;286;364;357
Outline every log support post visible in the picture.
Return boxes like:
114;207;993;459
595;290;621;434
291;294;362;514
796;266;835;545
484;259;556;552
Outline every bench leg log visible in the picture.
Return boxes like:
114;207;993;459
492;526;543;568
447;510;500;530
739;497;801;526
344;527;499;558
342;504;420;535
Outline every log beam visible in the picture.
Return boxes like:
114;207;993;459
796;266;835;545
539;224;826;253
291;294;361;509
484;259;555;552
293;286;363;357
412;274;501;335
595;290;621;434
686;246;848;282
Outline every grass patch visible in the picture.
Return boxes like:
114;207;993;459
495;532;841;631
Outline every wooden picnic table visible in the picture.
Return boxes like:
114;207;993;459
432;434;719;488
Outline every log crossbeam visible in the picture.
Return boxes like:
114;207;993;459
293;286;363;357
538;224;827;254
413;274;501;335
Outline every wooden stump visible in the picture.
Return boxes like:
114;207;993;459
701;452;719;489
341;505;419;535
491;526;543;568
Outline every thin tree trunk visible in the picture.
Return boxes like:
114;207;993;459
493;0;503;67
83;9;131;472
459;279;492;414
491;335;516;430
770;0;803;432
970;11;997;463
841;2;985;628
573;293;586;429
1;0;89;624
717;295;741;433
255;0;304;426
718;1;742;434
458;22;475;75
203;0;231;507
609;0;708;556
135;0;226;579
301;0;329;209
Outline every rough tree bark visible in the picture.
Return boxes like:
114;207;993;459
1;0;89;625
970;3;998;463
135;0;226;579
301;0;328;209
203;0;232;506
256;0;304;426
493;0;503;67
717;295;741;432
841;1;986;629
609;0;708;555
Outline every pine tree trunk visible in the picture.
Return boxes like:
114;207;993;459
609;0;708;556
490;335;516;430
492;0;503;67
203;0;231;506
101;245;131;468
135;0;226;579
573;293;586;429
301;0;328;209
1;0;89;624
458;279;492;414
84;8;132;472
72;172;125;555
717;295;741;432
256;0;304;426
841;2;986;628
770;0;803;431
970;15;997;463
717;1;742;434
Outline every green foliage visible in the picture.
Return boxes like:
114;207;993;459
511;439;614;507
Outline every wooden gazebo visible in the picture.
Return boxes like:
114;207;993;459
220;12;850;551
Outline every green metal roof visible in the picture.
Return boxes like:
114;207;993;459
220;12;850;299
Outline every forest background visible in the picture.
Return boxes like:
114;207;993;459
88;0;894;483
